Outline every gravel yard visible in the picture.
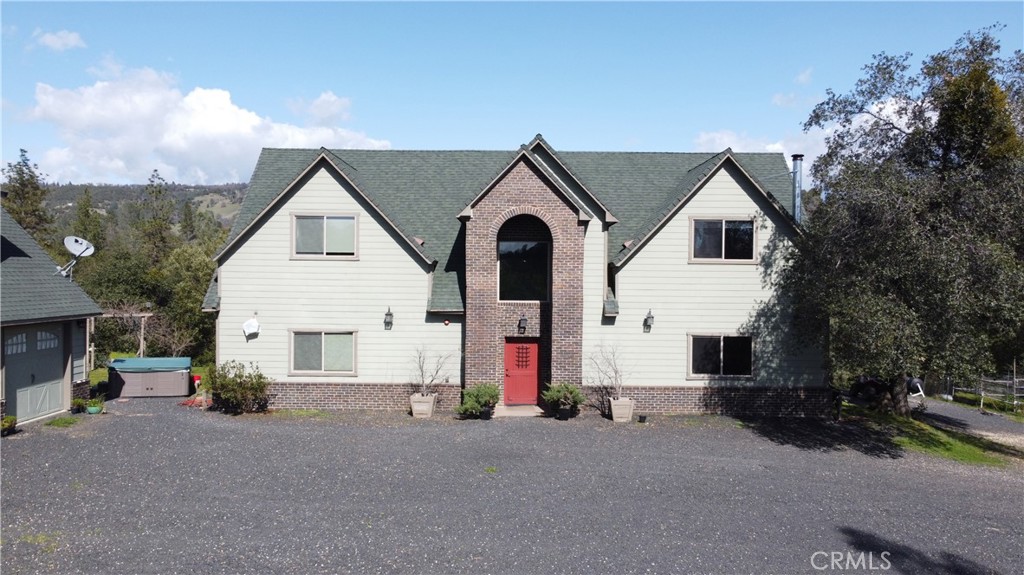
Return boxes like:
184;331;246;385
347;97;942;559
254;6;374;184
2;398;1021;575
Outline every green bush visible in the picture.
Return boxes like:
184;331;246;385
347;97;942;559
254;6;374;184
455;383;500;418
204;361;270;413
542;383;586;411
1;415;16;435
71;398;88;413
87;394;106;409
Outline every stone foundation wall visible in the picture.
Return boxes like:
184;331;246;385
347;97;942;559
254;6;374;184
72;379;92;401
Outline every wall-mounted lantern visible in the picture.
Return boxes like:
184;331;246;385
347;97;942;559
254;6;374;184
517;313;528;334
643;309;654;333
384;307;394;331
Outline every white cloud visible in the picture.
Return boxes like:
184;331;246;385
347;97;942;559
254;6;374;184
29;64;389;184
795;67;813;85
693;128;829;186
772;93;798;107
33;28;86;51
289;91;352;127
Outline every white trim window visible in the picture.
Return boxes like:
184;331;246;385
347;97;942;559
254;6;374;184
5;333;27;355
691;218;755;261
291;330;356;375
293;214;357;258
690;334;753;377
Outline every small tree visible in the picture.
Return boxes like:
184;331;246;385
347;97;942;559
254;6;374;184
588;344;629;400
411;347;453;395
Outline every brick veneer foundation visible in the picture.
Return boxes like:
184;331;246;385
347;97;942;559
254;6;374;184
268;382;461;412
582;386;833;418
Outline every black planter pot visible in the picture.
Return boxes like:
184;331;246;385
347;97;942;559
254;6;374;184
556;407;571;421
480;406;493;420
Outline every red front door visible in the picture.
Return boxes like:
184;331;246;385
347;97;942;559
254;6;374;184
504;340;539;405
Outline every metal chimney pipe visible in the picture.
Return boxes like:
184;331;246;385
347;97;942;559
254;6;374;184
791;154;804;223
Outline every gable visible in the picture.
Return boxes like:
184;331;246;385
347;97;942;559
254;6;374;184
1;208;102;325
212;138;798;313
608;154;798;268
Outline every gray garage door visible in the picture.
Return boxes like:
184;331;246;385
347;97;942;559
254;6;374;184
4;324;64;421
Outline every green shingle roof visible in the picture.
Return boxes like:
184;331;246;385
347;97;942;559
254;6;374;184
211;140;796;313
1;207;102;325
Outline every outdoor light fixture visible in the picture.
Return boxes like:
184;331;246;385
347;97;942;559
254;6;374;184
517;313;528;334
643;309;654;333
384;307;394;331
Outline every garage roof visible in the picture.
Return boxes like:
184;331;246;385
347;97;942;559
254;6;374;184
1;207;102;325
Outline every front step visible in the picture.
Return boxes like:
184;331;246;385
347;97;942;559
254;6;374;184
493;404;544;418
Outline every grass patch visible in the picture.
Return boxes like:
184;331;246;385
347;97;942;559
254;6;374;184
844;403;1020;466
484;466;498;473
44;416;78;428
18;532;61;553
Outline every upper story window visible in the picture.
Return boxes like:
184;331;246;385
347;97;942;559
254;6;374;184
498;215;552;301
692;219;754;261
294;214;357;258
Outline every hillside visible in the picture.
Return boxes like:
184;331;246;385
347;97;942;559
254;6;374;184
45;182;246;227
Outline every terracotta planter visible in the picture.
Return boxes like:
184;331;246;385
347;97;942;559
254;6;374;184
409;393;436;418
609;397;634;423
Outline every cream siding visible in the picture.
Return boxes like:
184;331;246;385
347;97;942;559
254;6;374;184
217;167;462;384
583;163;824;388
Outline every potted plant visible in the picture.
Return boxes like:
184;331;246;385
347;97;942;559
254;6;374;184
1;415;16;436
455;383;500;420
591;345;634;422
71;398;88;414
409;348;452;418
86;394;105;415
542;383;586;420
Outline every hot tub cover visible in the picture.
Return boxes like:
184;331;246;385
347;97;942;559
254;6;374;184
108;357;192;373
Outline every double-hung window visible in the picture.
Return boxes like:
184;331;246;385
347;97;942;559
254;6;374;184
692;218;755;261
690;335;753;377
294;214;357;258
292;330;356;375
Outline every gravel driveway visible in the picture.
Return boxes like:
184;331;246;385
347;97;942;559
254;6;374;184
2;398;1021;575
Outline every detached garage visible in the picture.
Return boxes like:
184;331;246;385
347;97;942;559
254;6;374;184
1;207;101;424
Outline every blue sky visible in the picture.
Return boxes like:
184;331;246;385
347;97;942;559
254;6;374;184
2;1;1022;185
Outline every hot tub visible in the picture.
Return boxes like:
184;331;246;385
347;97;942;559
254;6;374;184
108;358;193;397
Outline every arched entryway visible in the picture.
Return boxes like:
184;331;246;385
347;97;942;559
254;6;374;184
497;215;552;405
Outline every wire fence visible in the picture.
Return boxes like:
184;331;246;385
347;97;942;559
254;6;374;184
951;376;1024;413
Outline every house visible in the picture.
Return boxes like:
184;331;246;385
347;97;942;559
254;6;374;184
204;135;828;416
1;207;102;423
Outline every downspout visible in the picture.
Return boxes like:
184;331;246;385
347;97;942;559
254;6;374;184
791;154;804;224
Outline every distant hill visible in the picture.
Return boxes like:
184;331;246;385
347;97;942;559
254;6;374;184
45;182;246;227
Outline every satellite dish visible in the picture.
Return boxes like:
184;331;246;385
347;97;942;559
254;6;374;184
55;235;96;279
64;236;96;258
242;318;261;340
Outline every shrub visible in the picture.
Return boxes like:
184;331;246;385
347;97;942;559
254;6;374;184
71;398;88;413
204;360;270;413
1;415;16;435
87;394;105;409
455;383;500;418
542;383;586;411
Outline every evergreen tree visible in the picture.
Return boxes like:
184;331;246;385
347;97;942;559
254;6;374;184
2;150;54;245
